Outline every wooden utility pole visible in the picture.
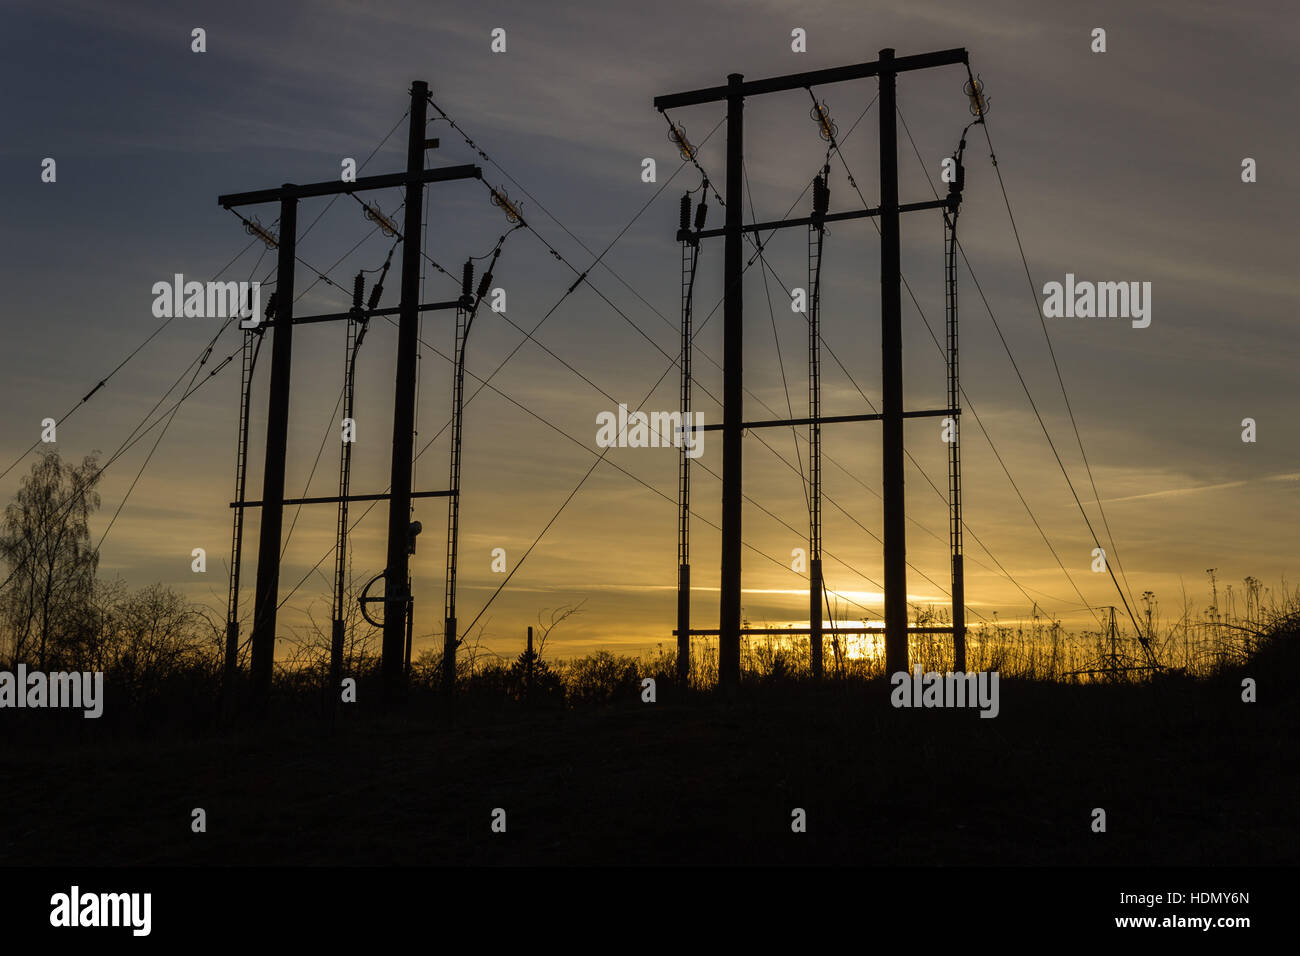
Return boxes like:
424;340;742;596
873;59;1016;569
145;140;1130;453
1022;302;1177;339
248;194;296;717
382;81;430;708
718;73;745;693
877;49;908;676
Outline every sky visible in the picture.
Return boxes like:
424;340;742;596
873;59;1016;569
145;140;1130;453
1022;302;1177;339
1;0;1297;663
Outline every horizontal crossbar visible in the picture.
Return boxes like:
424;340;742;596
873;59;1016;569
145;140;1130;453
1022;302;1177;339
681;198;952;241
654;48;968;110
232;490;454;509
268;299;469;327
218;164;481;207
675;627;955;636
698;409;956;432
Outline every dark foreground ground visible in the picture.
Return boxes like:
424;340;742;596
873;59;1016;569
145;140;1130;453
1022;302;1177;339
2;659;1295;866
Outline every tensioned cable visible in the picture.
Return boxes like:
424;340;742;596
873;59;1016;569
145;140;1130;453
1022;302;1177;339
427;98;946;604
273;212;896;622
95;247;272;554
0;237;263;484
743;160;810;514
276;306;887;623
817;93;1103;627
675;100;1020;619
403;195;944;612
896;99;1139;638
974;111;1144;640
272;98;958;625
0;339;243;593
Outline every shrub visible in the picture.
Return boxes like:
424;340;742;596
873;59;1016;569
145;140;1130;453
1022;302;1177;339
563;651;640;706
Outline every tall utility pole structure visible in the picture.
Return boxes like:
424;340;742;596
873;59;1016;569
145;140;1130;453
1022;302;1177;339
877;50;908;675
719;74;745;692
676;218;694;685
808;173;829;677
224;324;264;704
219;82;480;715
331;274;372;707
945;145;967;671
444;249;495;695
382;80;430;707
657;47;970;689
249;194;298;713
676;189;706;686
444;299;468;694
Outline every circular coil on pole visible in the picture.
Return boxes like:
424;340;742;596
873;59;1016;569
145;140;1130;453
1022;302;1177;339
668;123;696;161
489;187;522;224
362;201;401;237
963;75;989;118
809;101;838;142
242;216;279;249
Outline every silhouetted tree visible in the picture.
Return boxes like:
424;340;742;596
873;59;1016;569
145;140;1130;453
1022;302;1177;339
92;580;211;700
0;451;100;668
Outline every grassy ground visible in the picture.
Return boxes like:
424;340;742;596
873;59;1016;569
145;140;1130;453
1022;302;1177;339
2;647;1295;866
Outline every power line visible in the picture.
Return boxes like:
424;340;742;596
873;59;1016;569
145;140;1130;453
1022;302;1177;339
267;90;1021;639
675;98;1014;621
816;97;1102;627
274;308;885;624
0;237;264;485
428;323;884;634
429;150;984;626
295;110;411;254
432;115;726;443
269;162;920;623
94;249;275;555
894;101;1136;635
976;115;1144;640
414;134;940;612
743;160;809;515
279;235;406;562
0;338;242;593
444;89;1066;629
279;384;346;562
453;101;976;616
429;94;696;340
